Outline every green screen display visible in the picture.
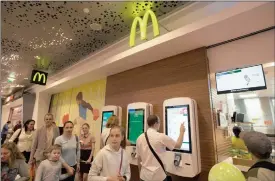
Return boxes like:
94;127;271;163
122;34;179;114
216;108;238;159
128;109;144;145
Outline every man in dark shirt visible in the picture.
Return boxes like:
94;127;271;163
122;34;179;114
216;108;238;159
13;120;22;132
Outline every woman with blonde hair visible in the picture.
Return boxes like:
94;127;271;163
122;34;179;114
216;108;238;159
101;116;130;148
100;116;119;148
1;142;30;181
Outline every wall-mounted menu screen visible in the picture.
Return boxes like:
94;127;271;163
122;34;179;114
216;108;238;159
216;64;266;94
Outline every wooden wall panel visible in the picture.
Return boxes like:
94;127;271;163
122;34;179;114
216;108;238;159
105;48;216;181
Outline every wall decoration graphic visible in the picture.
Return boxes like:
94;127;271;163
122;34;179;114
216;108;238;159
49;79;106;154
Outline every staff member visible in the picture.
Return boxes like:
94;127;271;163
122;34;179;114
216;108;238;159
231;126;247;150
136;115;185;181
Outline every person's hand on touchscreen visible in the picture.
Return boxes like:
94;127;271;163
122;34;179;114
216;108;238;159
180;123;185;134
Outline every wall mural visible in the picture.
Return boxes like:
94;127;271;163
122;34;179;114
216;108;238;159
49;78;106;153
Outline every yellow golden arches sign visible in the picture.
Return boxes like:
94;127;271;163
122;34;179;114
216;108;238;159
129;10;160;47
30;70;48;85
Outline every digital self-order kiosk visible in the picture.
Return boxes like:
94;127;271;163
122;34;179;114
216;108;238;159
126;102;153;165
100;105;122;133
163;97;201;177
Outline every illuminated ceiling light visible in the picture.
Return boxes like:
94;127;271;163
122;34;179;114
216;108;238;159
7;77;15;83
239;94;257;98
9;72;15;78
90;23;102;31
24;77;28;80
83;8;90;13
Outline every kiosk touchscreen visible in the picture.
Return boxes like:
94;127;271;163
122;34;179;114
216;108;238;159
126;102;153;165
100;105;122;133
163;97;201;177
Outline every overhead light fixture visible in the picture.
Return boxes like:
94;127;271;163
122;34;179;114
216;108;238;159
7;77;15;83
263;62;275;68
90;23;102;31
24;77;28;80
83;8;90;13
239;94;257;99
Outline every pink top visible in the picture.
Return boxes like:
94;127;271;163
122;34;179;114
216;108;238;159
80;134;95;150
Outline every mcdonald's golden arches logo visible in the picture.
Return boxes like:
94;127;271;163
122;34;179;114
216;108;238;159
129;10;160;47
30;70;48;85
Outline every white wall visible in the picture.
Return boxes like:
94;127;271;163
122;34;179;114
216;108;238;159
207;30;275;73
1;98;23;129
32;92;52;129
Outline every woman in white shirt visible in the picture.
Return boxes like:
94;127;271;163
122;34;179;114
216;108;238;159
9;119;35;163
89;125;131;181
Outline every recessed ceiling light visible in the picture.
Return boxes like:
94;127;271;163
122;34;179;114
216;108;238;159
90;23;102;31
83;8;90;13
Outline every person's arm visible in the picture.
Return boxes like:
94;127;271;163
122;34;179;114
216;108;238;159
122;155;131;181
9;129;21;142
59;161;70;180
15;160;30;181
88;136;96;162
29;130;38;164
82;101;93;111
88;151;108;181
60;173;70;180
34;161;44;181
174;124;185;149
76;136;81;170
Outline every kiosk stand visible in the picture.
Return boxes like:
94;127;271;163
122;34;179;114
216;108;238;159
100;105;122;133
126;102;153;165
163;97;201;177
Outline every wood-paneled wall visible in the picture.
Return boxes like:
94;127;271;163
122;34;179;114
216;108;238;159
105;48;216;181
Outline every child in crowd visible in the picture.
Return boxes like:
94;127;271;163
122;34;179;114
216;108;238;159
242;131;275;181
88;126;131;181
35;144;72;181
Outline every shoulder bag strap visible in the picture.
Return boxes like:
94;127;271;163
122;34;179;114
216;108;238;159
14;129;22;144
118;149;124;175
105;135;110;146
249;161;275;171
75;135;79;155
145;132;166;174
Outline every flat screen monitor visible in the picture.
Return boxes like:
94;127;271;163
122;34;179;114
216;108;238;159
216;64;267;94
165;105;192;153
236;113;244;123
127;108;144;146
101;111;114;132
